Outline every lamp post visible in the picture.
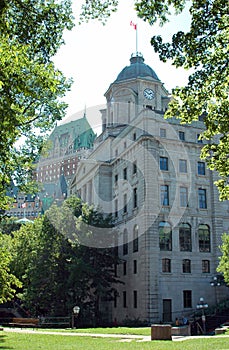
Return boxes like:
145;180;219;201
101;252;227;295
210;274;226;305
196;297;208;334
72;306;80;328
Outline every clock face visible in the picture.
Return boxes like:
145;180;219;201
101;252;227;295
143;88;154;100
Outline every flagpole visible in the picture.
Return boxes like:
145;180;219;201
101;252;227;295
136;23;138;54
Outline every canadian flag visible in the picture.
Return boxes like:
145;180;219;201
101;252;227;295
22;202;26;208
130;21;137;30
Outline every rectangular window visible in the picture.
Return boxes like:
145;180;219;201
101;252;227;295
123;230;128;255
123;167;127;180
179;159;187;173
162;258;171;273
159;222;172;251
133;290;137;308
202;260;210;273
123;193;127;213
133;260;137;274
114;199;118;218
115;174;118;184
123;261;127;275
160;128;166;138
133;132;136;141
123;291;127;308
197;133;203;143
198;188;207;209
180;187;188;207
160;157;168;171
160;185;169;206
179;131;185;141
198;162;206;175
183;259;191;273
183;290;192;308
133;162;137;175
133;187;137;208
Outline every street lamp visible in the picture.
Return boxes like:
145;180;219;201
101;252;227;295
196;297;208;334
210;274;226;305
72;306;80;328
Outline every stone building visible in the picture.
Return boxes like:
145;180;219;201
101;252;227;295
70;53;229;324
36;114;96;210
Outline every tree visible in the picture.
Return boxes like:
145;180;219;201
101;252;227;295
10;197;120;324
217;233;229;285
0;0;74;210
0;233;22;303
80;0;229;200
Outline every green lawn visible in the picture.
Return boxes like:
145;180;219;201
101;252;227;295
1;331;229;350
35;326;151;335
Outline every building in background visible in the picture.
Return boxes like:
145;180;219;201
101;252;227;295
6;114;96;218
71;52;229;325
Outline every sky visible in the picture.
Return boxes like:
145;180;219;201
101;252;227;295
53;0;191;133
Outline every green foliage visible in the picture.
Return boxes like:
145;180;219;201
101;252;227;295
80;0;118;24
10;197;120;324
0;232;22;303
0;0;74;209
217;233;229;284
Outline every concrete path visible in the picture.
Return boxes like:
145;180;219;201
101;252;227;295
2;327;229;342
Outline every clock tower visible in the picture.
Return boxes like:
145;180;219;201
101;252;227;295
102;52;170;132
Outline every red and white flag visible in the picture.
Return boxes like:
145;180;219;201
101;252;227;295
130;21;137;30
22;202;26;208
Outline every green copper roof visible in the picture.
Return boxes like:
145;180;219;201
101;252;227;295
49;115;96;151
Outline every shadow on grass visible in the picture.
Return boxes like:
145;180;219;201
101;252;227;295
0;334;14;349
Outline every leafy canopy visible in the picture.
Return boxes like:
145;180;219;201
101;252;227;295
217;233;229;285
80;0;229;200
0;0;74;209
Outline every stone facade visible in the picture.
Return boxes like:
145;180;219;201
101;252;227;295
70;53;229;324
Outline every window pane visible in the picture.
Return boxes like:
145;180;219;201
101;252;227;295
162;258;171;273
123;229;128;255
160;185;169;206
180;187;188;207
179;159;187;173
160;128;166;138
160;157;168;171
133;290;137;308
123;193;127;213
179;223;192;251
198;224;210;252
133;188;137;208
202;260;210;273
159;222;172;251
183;259;191;273
133;225;139;252
179;131;185;141
183;290;192;308
198;188;207;208
123;167;127;180
198;162;205;175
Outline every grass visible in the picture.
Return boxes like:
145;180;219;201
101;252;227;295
0;329;229;350
35;326;151;335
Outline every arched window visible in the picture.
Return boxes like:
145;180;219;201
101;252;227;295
123;229;128;255
198;224;210;252
159;222;172;251
179;223;192;251
133;225;139;252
